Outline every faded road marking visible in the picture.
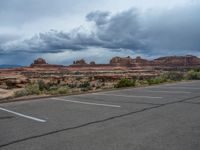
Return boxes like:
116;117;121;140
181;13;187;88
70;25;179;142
0;107;46;123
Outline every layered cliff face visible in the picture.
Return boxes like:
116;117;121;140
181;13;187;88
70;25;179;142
153;55;200;67
110;56;136;66
109;55;200;67
110;56;150;67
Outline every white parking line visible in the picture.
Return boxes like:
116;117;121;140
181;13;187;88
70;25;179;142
145;90;191;94
93;93;163;99
0;107;46;123
51;98;121;108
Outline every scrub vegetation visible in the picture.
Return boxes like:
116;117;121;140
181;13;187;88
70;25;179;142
14;70;200;98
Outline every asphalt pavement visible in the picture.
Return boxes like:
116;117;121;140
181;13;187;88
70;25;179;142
0;81;200;150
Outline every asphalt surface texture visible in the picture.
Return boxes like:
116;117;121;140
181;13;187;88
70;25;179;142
0;81;200;150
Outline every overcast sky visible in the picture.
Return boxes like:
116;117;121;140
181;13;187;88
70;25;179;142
0;0;199;65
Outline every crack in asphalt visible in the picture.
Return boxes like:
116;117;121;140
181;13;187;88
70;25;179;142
0;95;200;148
182;101;200;105
0;116;14;120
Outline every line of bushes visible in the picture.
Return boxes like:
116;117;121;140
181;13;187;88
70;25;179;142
14;81;69;98
14;69;200;97
114;78;136;88
185;69;200;80
115;70;200;88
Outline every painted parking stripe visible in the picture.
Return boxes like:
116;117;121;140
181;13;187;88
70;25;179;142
93;93;163;99
145;90;191;94
0;107;46;123
51;98;121;108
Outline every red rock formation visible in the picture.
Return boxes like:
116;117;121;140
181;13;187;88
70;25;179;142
109;55;200;67
132;56;151;66
153;55;200;67
30;58;63;68
73;59;87;65
90;61;96;65
110;56;150;67
33;58;47;65
110;56;136;66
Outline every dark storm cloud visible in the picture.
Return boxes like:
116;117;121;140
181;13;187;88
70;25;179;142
86;9;146;50
86;11;110;26
1;3;200;56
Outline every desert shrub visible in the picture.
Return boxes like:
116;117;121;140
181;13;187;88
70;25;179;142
164;72;184;81
14;90;29;97
186;70;200;80
14;82;41;97
147;76;167;85
79;81;92;91
79;81;90;88
81;87;91;91
37;80;47;91
57;86;69;94
48;86;69;95
135;79;149;86
115;78;136;88
25;82;41;95
74;71;81;75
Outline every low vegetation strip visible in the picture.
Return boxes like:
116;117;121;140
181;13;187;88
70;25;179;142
12;69;200;99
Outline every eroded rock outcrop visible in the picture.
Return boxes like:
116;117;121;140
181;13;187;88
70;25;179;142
110;56;135;66
110;56;150;67
153;55;200;67
109;55;200;67
31;58;63;68
73;59;87;65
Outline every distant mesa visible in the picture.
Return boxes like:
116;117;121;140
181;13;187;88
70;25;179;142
110;55;200;67
31;58;63;68
72;59;96;66
110;56;150;67
73;59;87;65
153;55;200;67
34;58;47;65
29;55;200;69
90;61;96;65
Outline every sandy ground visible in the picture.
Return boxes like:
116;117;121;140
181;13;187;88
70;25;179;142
0;88;16;99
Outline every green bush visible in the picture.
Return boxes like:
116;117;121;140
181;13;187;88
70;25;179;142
48;86;69;95
14;82;41;97
37;80;47;91
57;86;69;94
25;83;41;95
115;78;136;88
164;72;184;81
14;90;29;97
135;79;149;86
147;76;168;85
79;81;90;88
186;70;200;80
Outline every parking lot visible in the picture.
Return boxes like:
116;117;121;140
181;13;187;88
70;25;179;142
0;81;200;150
